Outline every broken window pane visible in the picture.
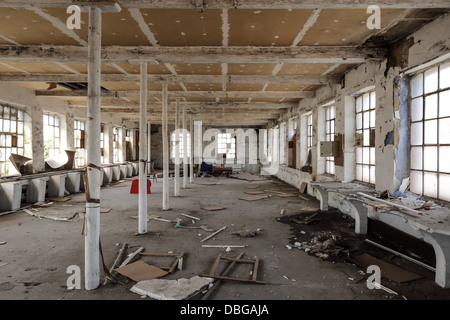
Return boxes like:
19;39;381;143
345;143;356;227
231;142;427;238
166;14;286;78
411;147;423;170
423;146;437;171
424;94;438;120
411;122;423;146
411;74;423;98
423;172;438;198
439;90;450;118
439;174;450;201
439;118;450;144
424;120;437;145
411;97;423;122
425;67;438;94
439;147;450;173
440;63;450;90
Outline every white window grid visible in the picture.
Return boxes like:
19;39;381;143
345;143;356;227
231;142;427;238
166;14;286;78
43;113;60;160
410;63;450;201
325;106;336;175
355;91;376;184
0;105;24;175
113;127;122;163
307;114;313;154
74;119;86;167
217;133;235;160
171;131;191;159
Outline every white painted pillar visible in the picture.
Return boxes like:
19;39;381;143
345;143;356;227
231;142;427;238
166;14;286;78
182;106;188;189
189;115;194;183
85;6;102;291
162;83;169;210
138;62;148;234
147;120;151;173
174;98;180;196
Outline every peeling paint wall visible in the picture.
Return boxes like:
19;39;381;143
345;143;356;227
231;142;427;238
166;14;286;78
274;12;450;198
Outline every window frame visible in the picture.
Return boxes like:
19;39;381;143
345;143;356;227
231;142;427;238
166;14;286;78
0;105;25;176
409;62;450;201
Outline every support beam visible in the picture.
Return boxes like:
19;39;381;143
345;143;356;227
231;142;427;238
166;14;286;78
138;62;148;235
85;6;102;291
36;90;315;100
0;74;342;85
0;45;388;64
1;0;448;9
190;115;194;184
162;83;169;211
182;105;187;189
174;98;180;197
147;120;151;172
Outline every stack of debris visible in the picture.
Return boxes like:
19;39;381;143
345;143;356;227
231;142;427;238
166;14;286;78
288;231;346;259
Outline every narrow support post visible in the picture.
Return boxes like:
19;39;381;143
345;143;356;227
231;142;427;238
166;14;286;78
174;98;180;196
162;83;169;210
147;120;151;173
138;62;148;234
189;115;194;183
182;105;188;189
85;6;102;291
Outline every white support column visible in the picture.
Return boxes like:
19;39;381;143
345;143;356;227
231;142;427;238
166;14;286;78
138;62;148;234
147;120;151;173
85;6;102;291
174;98;180;196
182;105;188;189
189;114;194;183
162;83;169;210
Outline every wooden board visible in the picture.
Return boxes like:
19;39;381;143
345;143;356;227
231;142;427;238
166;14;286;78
244;191;266;195
115;260;168;282
239;195;269;201
276;193;298;198
202;206;226;211
349;253;423;283
299;182;308;194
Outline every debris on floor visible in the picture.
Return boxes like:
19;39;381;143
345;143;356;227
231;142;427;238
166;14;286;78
229;172;267;181
230;228;262;238
348;253;424;283
239;195;269;201
201;206;226;211
130;276;214;300
115;260;168;282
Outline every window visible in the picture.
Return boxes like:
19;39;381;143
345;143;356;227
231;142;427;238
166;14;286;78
171;130;191;160
280;123;286;165
325;106;336;175
74;120;86;167
410;63;450;201
0;105;24;175
355;91;376;184
113;127;122;163
43;113;60;159
307;114;313;154
217;133;235;161
100;123;104;163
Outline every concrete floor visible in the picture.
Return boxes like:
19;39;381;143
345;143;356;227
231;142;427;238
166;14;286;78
0;174;447;302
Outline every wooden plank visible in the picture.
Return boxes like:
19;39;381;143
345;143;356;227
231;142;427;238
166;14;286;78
199;274;265;284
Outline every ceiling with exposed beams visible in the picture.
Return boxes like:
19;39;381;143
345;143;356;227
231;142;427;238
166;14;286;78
0;1;448;127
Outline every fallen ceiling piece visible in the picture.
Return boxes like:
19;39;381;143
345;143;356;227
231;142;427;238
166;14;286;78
349;253;423;283
115;260;168;282
201;206;226;211
130;275;214;300
239;195;269;201
244;191;266;195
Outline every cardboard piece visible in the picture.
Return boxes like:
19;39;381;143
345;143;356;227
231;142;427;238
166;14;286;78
299;182;307;194
202;206;226;211
115;260;168;282
239;195;269;201
349;253;423;283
